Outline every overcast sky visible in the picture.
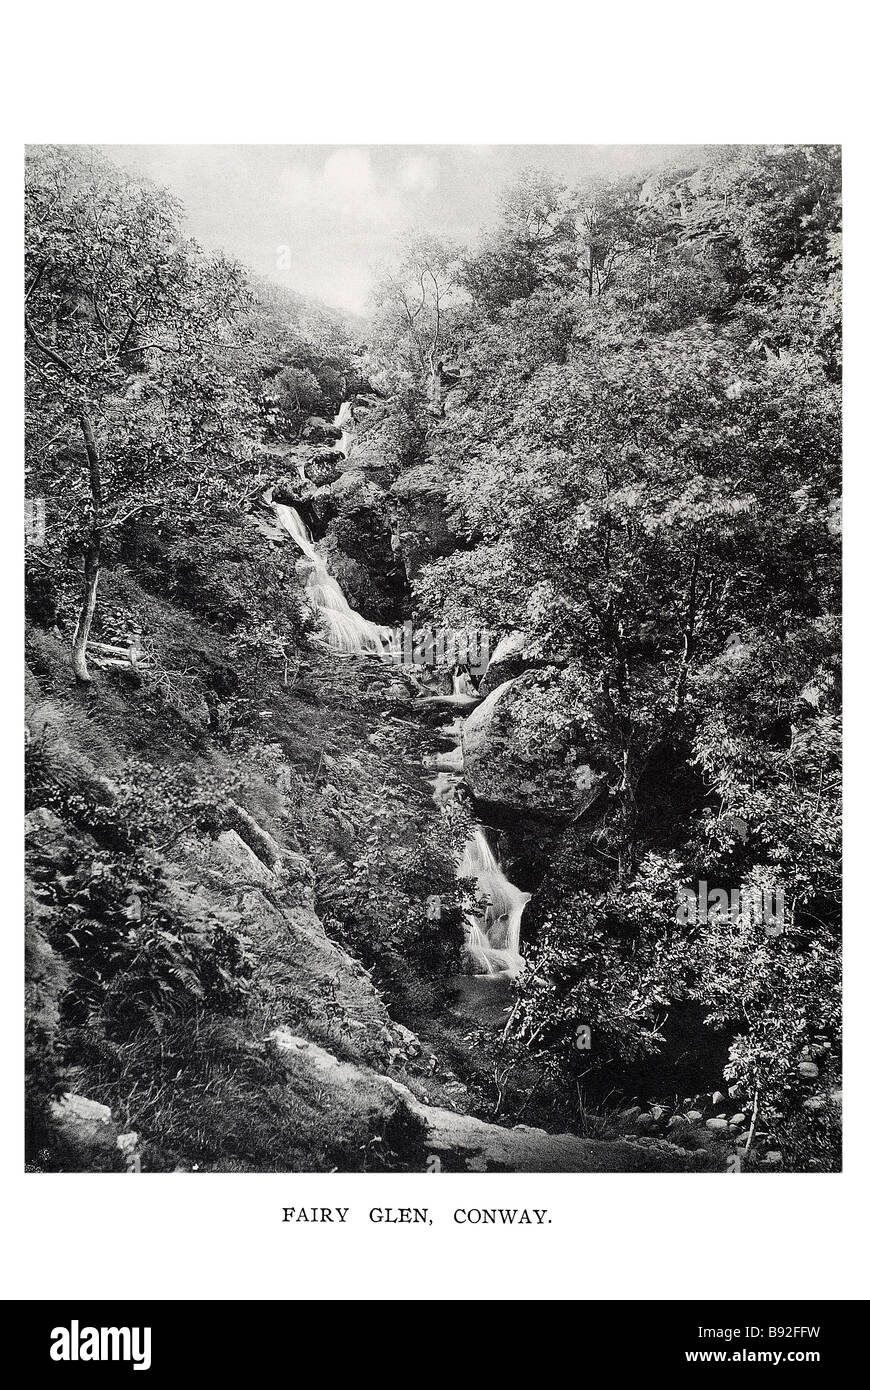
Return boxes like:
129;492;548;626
102;145;704;315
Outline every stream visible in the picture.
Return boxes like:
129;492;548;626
269;399;530;978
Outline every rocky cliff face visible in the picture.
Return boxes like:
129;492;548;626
393;458;457;581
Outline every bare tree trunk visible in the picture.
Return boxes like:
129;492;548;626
71;540;101;683
428;360;444;417
71;412;103;684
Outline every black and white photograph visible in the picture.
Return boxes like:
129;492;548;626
5;0;868;1333
24;141;842;1176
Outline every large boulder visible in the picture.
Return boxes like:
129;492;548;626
481;630;535;693
306;449;346;487
461;672;601;820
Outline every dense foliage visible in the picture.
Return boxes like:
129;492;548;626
389;146;841;1155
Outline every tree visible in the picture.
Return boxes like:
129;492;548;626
572;177;643;300
461;169;577;315
371;234;463;410
414;158;840;1127
25;146;254;681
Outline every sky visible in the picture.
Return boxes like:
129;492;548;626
101;145;705;315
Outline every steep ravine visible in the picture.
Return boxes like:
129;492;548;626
29;391;716;1174
242;394;713;1172
266;397;533;978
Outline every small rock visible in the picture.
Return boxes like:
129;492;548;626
798;1061;819;1080
711;1090;726;1109
116;1132;141;1173
49;1092;119;1165
635;1112;654;1130
706;1116;728;1131
729;1112;746;1126
802;1095;825;1112
686;1109;704;1124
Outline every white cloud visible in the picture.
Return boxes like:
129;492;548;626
397;153;439;195
279;147;402;224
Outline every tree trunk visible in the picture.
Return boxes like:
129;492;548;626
615;781;639;885
71;540;101;683
427;360;444;417
71;412;103;685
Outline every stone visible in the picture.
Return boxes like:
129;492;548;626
730;1112;747;1126
116;1131;142;1173
686;1110;704;1123
393;460;457;580
51;1092;112;1126
461;672;600;820
49;1092;121;1166
711;1090;726;1109
302;417;342;445
210;830;276;889
705;1116;728;1131
480;630;531;694
225;802;284;871
307;452;346;488
25;806;80;867
320;466;404;620
798;1061;819;1080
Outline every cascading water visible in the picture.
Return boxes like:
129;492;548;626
457;827;530;977
270;399;531;978
417;672;481;707
270;495;388;656
333;400;353;459
429;688;530;975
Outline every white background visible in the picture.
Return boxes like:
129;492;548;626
2;0;866;1303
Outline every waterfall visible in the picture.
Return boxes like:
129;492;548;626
268;399;531;978
271;499;388;657
457;827;529;977
333;400;353;459
416;672;481;708
268;400;394;655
